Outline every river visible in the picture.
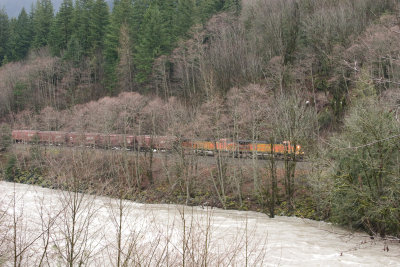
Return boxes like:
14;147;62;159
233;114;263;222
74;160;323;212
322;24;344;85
0;182;398;266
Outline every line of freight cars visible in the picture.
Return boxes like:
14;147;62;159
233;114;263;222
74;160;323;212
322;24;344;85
11;130;172;151
11;130;303;156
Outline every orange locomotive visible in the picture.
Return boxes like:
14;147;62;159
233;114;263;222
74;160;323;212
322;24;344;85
181;139;302;157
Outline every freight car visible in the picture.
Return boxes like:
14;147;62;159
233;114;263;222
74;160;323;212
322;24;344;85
12;130;39;143
11;130;175;151
11;130;303;157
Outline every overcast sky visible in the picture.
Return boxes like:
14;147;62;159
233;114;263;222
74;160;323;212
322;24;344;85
0;0;112;18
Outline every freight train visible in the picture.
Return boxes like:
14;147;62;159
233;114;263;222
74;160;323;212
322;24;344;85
12;130;303;157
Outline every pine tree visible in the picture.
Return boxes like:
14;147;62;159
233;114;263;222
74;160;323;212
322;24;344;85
135;3;164;84
49;0;74;55
174;0;195;38
223;0;241;16
63;35;83;66
104;0;135;94
198;0;220;23
32;0;54;48
10;8;33;60
88;0;109;54
117;23;135;91
156;0;176;52
0;9;10;65
72;0;94;53
8;18;17;61
131;0;149;43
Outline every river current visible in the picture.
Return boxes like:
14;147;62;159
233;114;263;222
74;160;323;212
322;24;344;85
0;182;398;266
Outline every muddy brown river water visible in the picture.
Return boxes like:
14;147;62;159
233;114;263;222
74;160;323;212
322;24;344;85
0;182;398;266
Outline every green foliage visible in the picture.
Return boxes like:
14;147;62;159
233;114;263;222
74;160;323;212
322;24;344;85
281;1;299;64
72;0;92;53
4;155;47;186
9;8;33;61
156;0;177;51
328;100;400;236
0;8;10;65
198;0;223;23
0;0;224;98
32;0;54;48
223;0;241;15
353;69;376;100
1;55;8;65
49;0;74;56
88;0;109;53
0;124;12;152
174;0;195;38
317;108;333;130
5;155;18;182
104;0;135;94
64;37;80;64
135;4;165;84
1;0;394;120
13;81;29;112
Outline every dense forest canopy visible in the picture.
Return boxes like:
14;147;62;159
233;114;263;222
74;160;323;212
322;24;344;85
0;0;236;100
0;0;397;116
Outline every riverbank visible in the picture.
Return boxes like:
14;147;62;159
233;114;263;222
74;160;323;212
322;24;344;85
2;144;317;220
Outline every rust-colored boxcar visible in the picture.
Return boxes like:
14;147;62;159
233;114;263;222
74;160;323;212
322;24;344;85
97;134;110;148
136;135;152;150
38;131;66;145
53;131;67;144
66;132;84;146
83;133;99;146
125;135;136;149
109;134;125;148
12;130;39;143
152;136;176;150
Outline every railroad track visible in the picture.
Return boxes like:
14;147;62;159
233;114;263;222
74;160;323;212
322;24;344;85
13;143;307;163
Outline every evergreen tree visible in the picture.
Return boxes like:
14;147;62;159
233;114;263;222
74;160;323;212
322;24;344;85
10;8;33;61
88;0;110;54
156;0;176;52
8;18;17;61
63;35;83;66
72;0;94;53
223;0;241;16
104;0;135;93
197;0;221;23
0;9;10;65
135;3;164;84
174;0;195;38
49;0;74;55
117;23;135;91
131;0;149;43
33;0;54;48
32;0;54;48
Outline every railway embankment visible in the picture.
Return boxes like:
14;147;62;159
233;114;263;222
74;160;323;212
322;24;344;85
2;143;318;220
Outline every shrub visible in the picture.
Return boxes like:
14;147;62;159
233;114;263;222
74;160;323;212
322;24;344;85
327;100;400;236
0;124;12;152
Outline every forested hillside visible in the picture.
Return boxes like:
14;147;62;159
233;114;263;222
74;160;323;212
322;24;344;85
0;0;397;124
0;0;237;108
1;0;400;238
